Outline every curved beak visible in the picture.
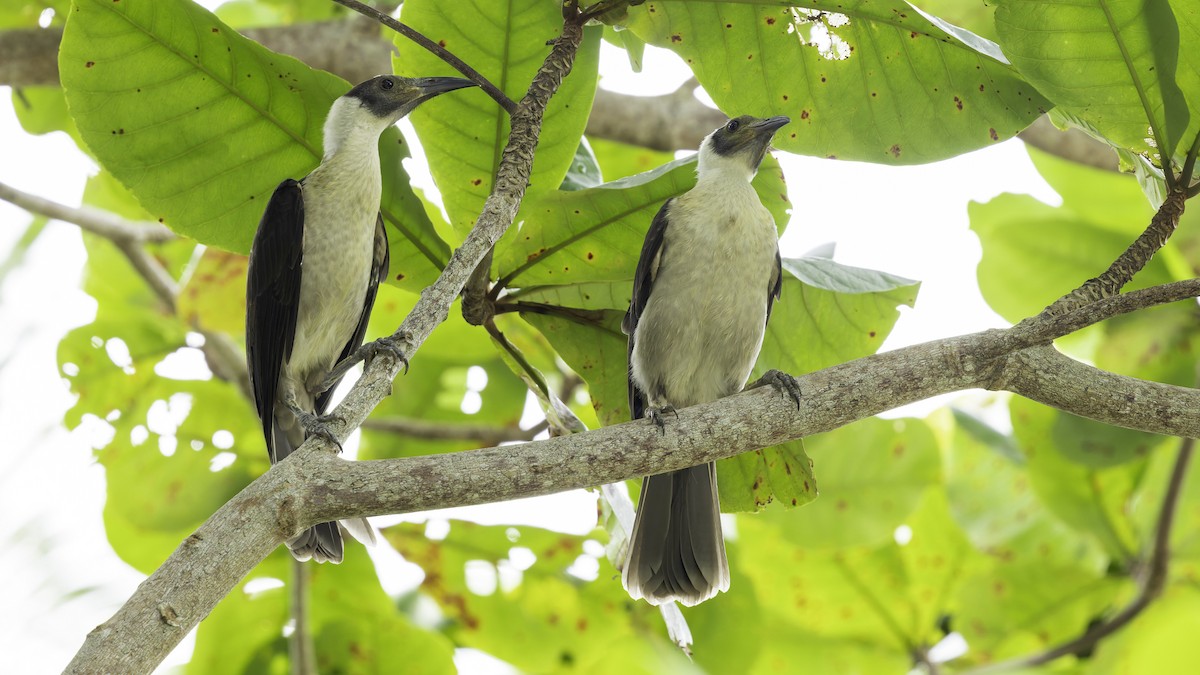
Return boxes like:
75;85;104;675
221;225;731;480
412;76;477;101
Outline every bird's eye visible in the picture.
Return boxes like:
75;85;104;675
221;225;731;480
381;78;394;90
725;119;740;133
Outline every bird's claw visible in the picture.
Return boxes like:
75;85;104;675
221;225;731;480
752;369;801;410
290;407;344;452
646;406;677;434
369;335;410;374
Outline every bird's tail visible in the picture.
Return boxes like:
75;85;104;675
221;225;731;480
272;416;376;564
622;462;730;606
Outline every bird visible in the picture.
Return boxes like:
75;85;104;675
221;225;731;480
622;114;797;605
245;75;476;563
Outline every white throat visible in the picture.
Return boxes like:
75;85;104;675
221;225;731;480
322;97;392;159
695;134;756;184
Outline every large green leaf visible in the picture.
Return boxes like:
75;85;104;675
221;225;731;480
1089;587;1200;675
59;0;448;289
762;417;939;548
623;0;1049;163
394;0;602;239
59;0;342;251
995;0;1200;172
971;149;1172;326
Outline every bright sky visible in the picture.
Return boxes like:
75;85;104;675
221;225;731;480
0;7;1062;673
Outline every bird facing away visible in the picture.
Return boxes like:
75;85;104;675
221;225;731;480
246;75;476;563
622;114;793;605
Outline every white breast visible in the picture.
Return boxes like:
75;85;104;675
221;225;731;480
631;177;779;408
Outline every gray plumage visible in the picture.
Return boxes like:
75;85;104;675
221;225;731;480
246;75;475;563
623;115;790;605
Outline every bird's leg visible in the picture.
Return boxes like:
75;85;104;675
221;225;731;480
315;334;411;395
645;405;678;434
748;369;801;409
282;387;343;452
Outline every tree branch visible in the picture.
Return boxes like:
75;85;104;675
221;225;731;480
362;417;548;444
63;265;1200;671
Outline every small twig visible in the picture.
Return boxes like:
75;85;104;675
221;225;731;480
0;180;174;243
288;558;316;675
363;417;548;444
964;438;1194;674
329;0;518;114
1033;188;1188;317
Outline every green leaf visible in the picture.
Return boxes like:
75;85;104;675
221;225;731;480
386;520;689;673
521;309;629;427
559;138;604;191
588;136;676;182
971;148;1171;326
761;256;919;375
624;0;1049;163
1088;587;1200;675
762;417;939;548
495;153;789;292
10;86;80;143
995;0;1200;172
394;0;602;239
187;562;290;675
1010;397;1147;561
379;126;453;291
59;0;343;252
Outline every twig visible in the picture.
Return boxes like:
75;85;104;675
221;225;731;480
0;180;174;243
329;0;518;114
963;438;1194;674
288;558;316;675
1035;187;1188;317
363;417;548;444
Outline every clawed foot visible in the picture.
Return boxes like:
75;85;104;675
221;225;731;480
288;403;344;452
751;369;801;410
646;406;677;434
316;334;411;394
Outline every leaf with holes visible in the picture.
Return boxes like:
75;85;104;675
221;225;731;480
623;0;1049;163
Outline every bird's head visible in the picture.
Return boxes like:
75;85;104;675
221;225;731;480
697;115;791;180
322;75;476;156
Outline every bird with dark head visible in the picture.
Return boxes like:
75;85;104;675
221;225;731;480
246;75;475;563
622;114;792;605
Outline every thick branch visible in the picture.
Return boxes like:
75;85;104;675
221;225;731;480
587;79;726;152
362;417;548;444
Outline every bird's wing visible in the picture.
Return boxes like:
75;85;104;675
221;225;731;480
766;246;782;324
246;179;304;462
315;213;390;414
624;199;672;420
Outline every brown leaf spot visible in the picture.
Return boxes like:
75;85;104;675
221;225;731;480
910;31;918;38
586;252;594;260
782;94;789;101
438;39;447;48
800;109;809;119
671;34;682;43
989;127;999;141
472;178;483;186
868;330;877;338
576;617;588;631
766;16;776;25
835;499;847;511
954;96;963;110
889;144;900;157
548;613;559;625
893;444;905;456
211;27;219;33
85;61;95;68
395;273;405;281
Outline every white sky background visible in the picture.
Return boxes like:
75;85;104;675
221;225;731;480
0;8;1063;672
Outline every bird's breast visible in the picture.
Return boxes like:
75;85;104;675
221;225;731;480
631;180;779;407
288;157;382;382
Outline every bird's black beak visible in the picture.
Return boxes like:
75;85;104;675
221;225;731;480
752;116;791;135
412;77;478;99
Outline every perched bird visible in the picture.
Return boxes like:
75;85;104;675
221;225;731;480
622;115;796;605
246;75;475;563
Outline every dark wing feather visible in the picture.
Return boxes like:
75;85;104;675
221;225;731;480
315;213;390;414
246;179;304;462
765;247;782;324
624;199;672;421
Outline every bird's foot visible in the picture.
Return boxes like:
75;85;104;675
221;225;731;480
750;369;801;410
287;403;344;452
646;405;677;434
365;334;410;374
315;334;410;395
